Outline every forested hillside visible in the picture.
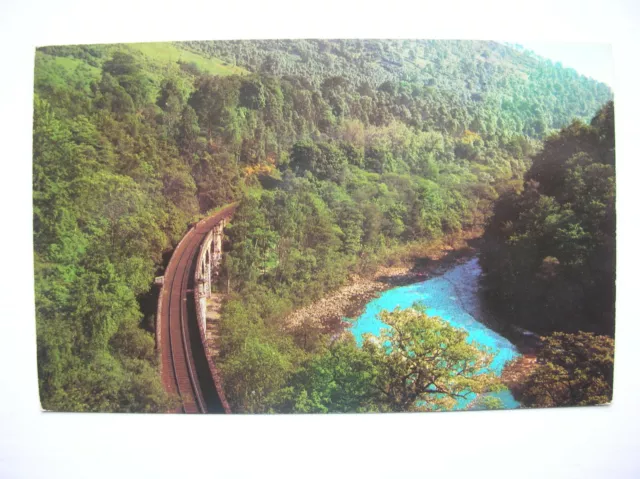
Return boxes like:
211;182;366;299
480;103;615;337
185;39;611;137
33;40;612;412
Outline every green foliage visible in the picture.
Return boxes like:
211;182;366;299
266;307;503;413
183;39;611;138
290;140;347;183
480;102;615;336
220;324;297;413
363;308;503;411
268;335;379;413
520;332;614;407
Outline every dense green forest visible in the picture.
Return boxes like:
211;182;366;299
33;40;612;412
480;103;615;337
185;39;611;137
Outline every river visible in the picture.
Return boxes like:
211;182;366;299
346;257;521;410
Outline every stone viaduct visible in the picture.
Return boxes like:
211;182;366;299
156;205;235;413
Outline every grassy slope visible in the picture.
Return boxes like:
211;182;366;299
35;42;249;113
34;52;102;90
127;42;247;76
46;54;101;76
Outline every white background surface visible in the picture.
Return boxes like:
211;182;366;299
0;0;639;477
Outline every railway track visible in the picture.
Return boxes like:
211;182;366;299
159;205;236;413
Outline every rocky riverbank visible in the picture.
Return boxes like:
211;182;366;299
284;231;483;337
282;229;543;405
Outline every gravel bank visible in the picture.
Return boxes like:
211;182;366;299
284;233;482;336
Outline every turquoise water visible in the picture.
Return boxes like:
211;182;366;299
348;257;521;410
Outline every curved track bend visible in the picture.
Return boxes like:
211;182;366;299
159;205;235;413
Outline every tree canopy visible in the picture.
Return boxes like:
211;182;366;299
480;102;615;336
266;307;503;413
519;332;614;407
